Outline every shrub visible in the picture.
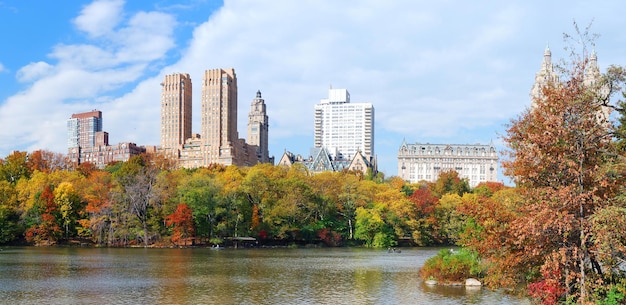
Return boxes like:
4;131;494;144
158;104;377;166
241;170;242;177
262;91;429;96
419;248;483;284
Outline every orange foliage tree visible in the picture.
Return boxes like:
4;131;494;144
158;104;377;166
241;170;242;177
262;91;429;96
165;203;195;246
500;40;626;302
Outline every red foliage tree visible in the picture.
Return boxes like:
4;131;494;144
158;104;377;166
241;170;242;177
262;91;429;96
408;187;438;217
165;204;195;246
25;185;62;245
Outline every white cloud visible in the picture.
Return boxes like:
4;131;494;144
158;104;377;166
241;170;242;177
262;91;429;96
0;62;7;73
0;0;176;155
73;0;124;38
16;61;53;82
114;11;176;63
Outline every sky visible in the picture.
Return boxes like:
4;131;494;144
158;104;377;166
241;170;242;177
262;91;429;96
1;0;626;181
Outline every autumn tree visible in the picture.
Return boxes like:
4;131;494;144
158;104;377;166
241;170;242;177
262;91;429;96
472;181;506;197
502;32;626;302
27;150;70;173
165;203;195;246
0;151;30;183
54;181;82;240
79;170;114;245
112;155;162;247
407;186;438;245
456;187;523;287
0;180;21;243
431;170;470;198
354;204;393;247
24;185;62;245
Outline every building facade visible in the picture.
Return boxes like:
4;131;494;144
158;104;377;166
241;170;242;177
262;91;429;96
67;110;145;168
397;141;498;187
200;68;239;166
314;88;374;160
248;90;270;163
160;73;192;158
67;110;102;149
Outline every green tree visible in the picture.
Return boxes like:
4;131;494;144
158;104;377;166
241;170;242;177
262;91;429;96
178;171;222;243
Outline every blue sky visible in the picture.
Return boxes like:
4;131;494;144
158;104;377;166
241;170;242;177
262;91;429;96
1;0;626;181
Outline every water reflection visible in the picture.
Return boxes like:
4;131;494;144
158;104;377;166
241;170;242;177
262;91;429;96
0;247;529;305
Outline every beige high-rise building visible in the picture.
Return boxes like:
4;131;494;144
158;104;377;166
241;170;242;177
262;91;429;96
160;73;192;157
200;68;238;166
248;90;269;163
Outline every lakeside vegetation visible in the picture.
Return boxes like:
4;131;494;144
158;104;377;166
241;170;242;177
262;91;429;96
0;150;485;249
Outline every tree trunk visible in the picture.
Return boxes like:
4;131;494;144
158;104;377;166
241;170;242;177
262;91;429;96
349;218;353;240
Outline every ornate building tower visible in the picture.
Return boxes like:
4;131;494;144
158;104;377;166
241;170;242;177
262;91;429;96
160;73;192;157
530;45;559;108
247;90;269;163
530;46;610;121
200;68;238;166
584;50;611;122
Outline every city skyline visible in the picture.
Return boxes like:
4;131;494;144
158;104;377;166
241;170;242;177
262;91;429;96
2;1;626;180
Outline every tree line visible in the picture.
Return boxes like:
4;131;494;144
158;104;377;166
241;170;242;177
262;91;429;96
0;150;489;248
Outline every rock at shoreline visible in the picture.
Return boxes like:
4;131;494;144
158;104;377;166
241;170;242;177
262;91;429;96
425;279;438;286
465;278;482;287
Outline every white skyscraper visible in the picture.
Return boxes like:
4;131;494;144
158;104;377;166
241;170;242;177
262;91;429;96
314;88;374;160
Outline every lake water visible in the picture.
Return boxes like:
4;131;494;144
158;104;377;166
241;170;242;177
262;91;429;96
0;247;529;304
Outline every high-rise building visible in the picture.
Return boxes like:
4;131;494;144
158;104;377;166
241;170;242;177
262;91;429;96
314;88;374;160
397;141;498;187
67;110;146;168
248;90;269;163
160;73;192;157
67;110;102;148
200;68;239;166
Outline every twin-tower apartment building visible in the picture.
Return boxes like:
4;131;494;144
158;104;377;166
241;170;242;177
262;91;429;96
160;68;270;168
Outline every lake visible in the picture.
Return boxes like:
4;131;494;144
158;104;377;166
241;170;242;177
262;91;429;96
0;247;529;304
